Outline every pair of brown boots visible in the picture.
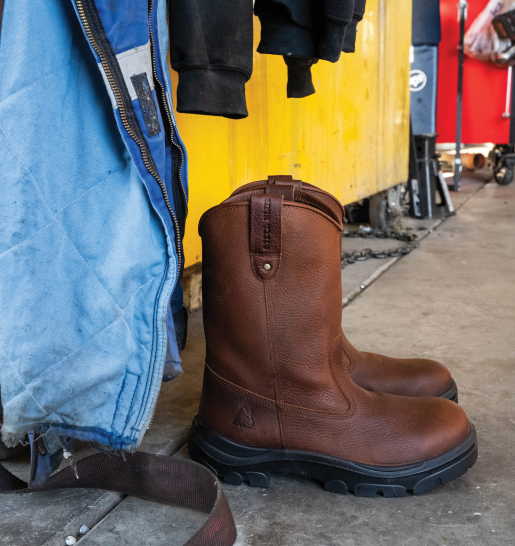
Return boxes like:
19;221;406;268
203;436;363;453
189;176;477;497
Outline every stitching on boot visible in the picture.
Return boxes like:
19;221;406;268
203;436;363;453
264;282;289;449
341;331;357;373
328;333;357;417
205;362;356;419
205;363;277;407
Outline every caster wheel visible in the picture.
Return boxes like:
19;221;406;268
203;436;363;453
494;166;514;186
369;185;405;231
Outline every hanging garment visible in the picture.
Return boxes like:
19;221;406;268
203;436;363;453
0;0;187;472
168;0;254;119
255;0;367;98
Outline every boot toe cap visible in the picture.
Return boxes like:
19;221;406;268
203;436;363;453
415;396;471;460
355;353;454;398
353;392;472;466
398;357;454;398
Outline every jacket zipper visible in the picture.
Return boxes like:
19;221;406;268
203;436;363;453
76;0;183;267
146;2;185;432
148;0;188;228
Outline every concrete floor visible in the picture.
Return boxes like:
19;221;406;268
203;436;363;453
2;176;515;545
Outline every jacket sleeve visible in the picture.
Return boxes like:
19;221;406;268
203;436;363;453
319;0;356;62
283;56;318;98
168;0;254;119
256;0;361;98
342;0;367;53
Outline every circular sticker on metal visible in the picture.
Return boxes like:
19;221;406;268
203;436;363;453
410;70;427;92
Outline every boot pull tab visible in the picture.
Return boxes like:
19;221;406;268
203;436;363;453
250;194;282;281
264;184;295;202
267;174;303;192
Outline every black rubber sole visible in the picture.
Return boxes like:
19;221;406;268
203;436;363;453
188;417;477;498
438;380;458;403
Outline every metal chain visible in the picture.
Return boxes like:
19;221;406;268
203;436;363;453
341;226;420;269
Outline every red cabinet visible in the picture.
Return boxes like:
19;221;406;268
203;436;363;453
438;0;512;143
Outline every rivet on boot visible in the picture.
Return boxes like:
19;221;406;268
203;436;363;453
263;263;271;271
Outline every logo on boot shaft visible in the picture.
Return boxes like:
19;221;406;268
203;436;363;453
232;406;254;428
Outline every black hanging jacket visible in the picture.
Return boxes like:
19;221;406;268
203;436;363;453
255;0;367;98
167;0;366;116
168;0;254;119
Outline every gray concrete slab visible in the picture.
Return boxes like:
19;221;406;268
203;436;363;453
0;435;124;546
76;496;208;546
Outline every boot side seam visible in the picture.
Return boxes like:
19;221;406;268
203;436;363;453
341;334;357;374
329;333;357;417
264;281;289;449
205;362;277;407
205;362;357;420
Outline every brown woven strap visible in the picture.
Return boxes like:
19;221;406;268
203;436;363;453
0;451;236;546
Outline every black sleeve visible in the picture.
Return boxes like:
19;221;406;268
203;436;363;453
319;0;356;62
342;0;367;53
283;56;318;98
256;0;361;98
256;0;357;62
168;0;254;119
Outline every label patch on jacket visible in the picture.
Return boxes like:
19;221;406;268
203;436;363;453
232;406;254;428
131;73;161;138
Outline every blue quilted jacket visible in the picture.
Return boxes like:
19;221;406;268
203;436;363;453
0;0;187;461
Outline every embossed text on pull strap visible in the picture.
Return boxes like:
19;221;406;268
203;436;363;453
250;194;282;280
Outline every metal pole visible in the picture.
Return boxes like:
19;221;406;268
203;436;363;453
454;0;468;191
503;66;512;118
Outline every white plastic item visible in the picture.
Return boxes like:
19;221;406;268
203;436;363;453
464;0;514;63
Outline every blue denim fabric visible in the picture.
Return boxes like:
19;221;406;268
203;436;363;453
0;0;186;450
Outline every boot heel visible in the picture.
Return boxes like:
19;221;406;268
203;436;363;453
188;426;271;489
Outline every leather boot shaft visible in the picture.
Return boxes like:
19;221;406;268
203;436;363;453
200;186;345;413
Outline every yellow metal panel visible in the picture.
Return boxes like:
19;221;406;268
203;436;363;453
170;0;412;267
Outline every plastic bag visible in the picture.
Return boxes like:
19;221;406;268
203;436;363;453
464;0;514;63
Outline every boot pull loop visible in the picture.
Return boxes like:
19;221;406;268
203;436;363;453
250;194;282;281
267;174;303;192
265;184;295;201
268;174;292;182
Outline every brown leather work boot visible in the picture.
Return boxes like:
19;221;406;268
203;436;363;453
230;176;458;402
188;181;477;497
